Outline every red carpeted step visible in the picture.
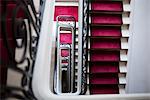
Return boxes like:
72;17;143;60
90;63;119;73
60;33;72;57
54;6;78;21
61;49;69;57
91;26;121;36
91;14;122;25
90;85;119;94
60;33;72;44
90;74;118;84
91;1;122;12
91;38;120;49
91;51;120;61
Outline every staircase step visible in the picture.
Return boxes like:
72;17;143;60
89;61;127;63
88;49;128;53
90;73;118;85
91;51;120;61
54;6;78;21
90;38;121;49
90;24;129;27
89;36;128;39
89;10;123;14
90;63;119;73
90;84;119;94
91;1;123;12
91;14;122;25
90;26;121;36
60;33;72;44
90;0;123;2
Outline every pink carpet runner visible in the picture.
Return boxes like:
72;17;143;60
89;0;123;94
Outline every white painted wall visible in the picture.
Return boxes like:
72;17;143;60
126;0;150;93
147;0;150;93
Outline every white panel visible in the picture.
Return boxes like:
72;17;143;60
120;50;128;61
55;2;78;6
57;22;79;28
123;4;131;12
87;74;90;84
119;85;126;94
122;29;130;37
122;17;130;24
126;0;150;93
119;62;127;73
121;38;129;49
85;85;90;95
119;74;127;84
56;0;78;2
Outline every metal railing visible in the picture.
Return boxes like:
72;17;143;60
0;0;43;99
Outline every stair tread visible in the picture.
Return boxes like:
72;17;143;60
90;26;122;36
91;1;123;12
90;24;125;27
91;14;122;25
89;10;130;15
90;39;121;49
88;49;128;52
89;61;127;63
89;36;129;38
54;6;78;21
90;10;123;14
90;74;118;84
87;72;126;74
90;51;120;61
90;85;119;94
90;63;119;73
90;0;123;2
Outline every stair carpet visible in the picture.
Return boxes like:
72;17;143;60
88;0;130;94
